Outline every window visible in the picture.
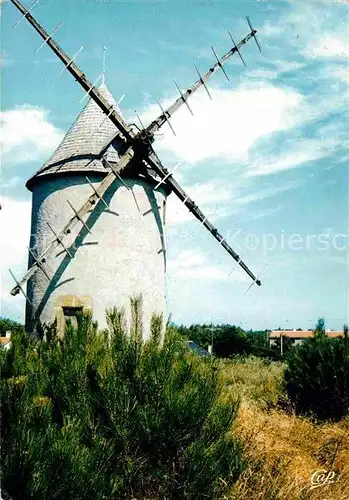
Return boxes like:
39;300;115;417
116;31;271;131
55;295;92;336
62;306;83;330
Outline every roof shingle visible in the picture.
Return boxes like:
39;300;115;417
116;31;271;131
26;84;124;190
270;330;344;339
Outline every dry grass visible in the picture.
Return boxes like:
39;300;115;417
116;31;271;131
220;356;286;410
220;356;349;500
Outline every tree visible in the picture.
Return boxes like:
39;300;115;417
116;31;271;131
284;319;349;421
0;317;24;337
1;299;244;499
177;324;278;359
272;335;294;356
314;317;326;337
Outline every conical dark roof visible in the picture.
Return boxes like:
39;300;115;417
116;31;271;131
26;84;124;190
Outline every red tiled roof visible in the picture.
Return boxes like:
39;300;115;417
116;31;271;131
270;330;344;339
0;337;11;345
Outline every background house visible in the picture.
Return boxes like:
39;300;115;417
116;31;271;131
0;331;12;350
269;330;344;348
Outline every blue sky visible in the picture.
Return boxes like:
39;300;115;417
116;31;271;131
1;0;348;330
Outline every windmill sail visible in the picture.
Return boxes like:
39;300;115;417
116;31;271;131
144;29;257;136
10;0;133;142
9;0;262;299
146;152;261;285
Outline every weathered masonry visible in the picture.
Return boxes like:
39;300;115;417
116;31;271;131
25;85;169;336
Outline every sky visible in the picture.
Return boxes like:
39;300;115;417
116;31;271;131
1;0;348;330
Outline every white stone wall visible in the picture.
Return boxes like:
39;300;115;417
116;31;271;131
26;174;168;338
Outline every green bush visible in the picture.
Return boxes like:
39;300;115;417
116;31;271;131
1;299;244;499
284;320;349;421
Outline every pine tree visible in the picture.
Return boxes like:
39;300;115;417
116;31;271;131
1;298;243;499
284;319;349;421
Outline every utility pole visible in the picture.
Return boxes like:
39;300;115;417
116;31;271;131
208;323;214;355
280;333;283;357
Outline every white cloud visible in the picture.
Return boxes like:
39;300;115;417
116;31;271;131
305;36;349;59
139;84;304;165
134;0;347;190
166;181;233;225
169;249;206;269
0;196;31;321
244;68;279;80
336;154;349;164
332;67;349;84
272;60;307;73
0;106;64;165
234;183;298;203
260;20;285;39
166;178;299;225
0;50;13;67
246;61;306;80
250;206;282;220
0;197;31;273
2;176;22;189
262;1;349;65
246;136;342;177
168;248;247;283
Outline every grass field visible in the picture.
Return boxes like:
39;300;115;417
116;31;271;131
220;357;349;500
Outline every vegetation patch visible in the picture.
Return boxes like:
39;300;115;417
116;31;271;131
285;321;349;421
0;302;244;500
1;315;348;499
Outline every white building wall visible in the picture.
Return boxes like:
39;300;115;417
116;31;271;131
26;174;168;338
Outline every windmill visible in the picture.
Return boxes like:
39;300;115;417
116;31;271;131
8;0;262;337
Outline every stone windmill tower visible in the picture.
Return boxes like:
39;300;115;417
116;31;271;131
9;0;262;337
24;83;169;335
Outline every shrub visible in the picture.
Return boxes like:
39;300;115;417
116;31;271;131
0;299;244;499
284;321;349;421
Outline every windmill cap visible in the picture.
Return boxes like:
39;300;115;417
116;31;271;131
26;83;125;191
